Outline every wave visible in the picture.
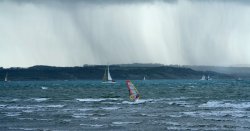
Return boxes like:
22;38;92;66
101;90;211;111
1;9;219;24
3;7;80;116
41;86;48;90
140;113;159;117
199;101;250;109
31;98;50;102
76;98;106;102
5;112;21;117
166;101;192;107
22;109;34;113
0;104;7;108
183;110;248;118
6;106;33;109
122;99;154;104
0;98;20;102
112;121;140;125
77;108;95;111
76;98;122;102
80;124;104;127
8;127;41;131
34;104;65;108
101;107;121;110
72;113;93;118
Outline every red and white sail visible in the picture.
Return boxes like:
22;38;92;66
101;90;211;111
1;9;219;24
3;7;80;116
126;80;140;101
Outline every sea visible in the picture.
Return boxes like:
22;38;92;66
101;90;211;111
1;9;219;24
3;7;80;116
0;80;250;130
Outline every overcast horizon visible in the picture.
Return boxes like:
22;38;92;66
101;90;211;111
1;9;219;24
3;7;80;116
1;0;250;68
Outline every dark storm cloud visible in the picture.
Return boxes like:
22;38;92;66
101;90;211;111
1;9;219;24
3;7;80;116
0;0;250;67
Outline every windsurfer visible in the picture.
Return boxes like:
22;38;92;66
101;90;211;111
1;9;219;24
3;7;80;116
135;94;140;99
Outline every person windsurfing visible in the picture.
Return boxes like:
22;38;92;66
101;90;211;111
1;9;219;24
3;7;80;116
126;80;140;102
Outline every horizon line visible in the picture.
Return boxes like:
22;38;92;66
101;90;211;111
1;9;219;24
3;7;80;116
1;63;250;69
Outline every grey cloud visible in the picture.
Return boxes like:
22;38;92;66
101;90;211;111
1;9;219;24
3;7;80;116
0;0;250;67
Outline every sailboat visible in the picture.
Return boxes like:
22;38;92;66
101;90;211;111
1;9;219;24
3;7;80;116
207;75;212;80
102;65;116;84
4;73;8;82
201;75;206;80
143;76;146;81
200;75;212;81
126;80;140;101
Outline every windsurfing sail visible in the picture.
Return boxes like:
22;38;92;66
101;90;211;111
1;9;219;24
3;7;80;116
126;80;140;101
102;65;116;83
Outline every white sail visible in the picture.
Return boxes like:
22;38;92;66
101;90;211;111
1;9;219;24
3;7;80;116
102;65;116;84
4;73;8;82
201;75;206;80
107;66;112;81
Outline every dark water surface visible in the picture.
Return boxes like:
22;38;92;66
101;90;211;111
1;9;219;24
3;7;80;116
0;80;250;130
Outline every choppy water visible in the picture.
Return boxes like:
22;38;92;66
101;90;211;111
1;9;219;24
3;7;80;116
0;80;250;130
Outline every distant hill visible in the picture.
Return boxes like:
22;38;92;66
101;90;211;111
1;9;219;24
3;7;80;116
0;65;232;81
185;65;250;78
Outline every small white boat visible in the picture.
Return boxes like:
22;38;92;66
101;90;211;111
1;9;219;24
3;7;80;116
4;73;8;82
237;77;242;81
207;75;212;80
201;75;212;81
201;75;206;80
102;65;116;84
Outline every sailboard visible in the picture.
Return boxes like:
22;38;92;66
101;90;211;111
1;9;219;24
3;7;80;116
126;80;140;101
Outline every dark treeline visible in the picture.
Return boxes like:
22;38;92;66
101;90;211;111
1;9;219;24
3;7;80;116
0;65;232;81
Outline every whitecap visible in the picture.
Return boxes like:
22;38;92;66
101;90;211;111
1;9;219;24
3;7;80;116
77;108;95;111
106;98;123;101
6;98;20;102
36;118;53;121
33;104;64;108
76;98;106;102
183;110;247;118
80;124;104;127
165;122;181;126
22;110;34;113
32;98;49;102
0;104;7;108
72;113;93;118
90;124;103;127
5;112;21;117
8;127;39;131
18;118;34;120
101;102;119;104
141;113;158;117
122;99;153;104
101;107;121;110
76;98;122;102
41;86;48;90
112;121;140;125
168;114;182;118
199;101;250;109
167;101;193;107
6;106;33;109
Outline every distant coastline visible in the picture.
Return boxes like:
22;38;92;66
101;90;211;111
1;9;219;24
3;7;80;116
0;64;239;81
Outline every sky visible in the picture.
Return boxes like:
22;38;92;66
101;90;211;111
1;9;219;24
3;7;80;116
1;0;250;68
